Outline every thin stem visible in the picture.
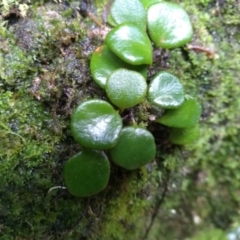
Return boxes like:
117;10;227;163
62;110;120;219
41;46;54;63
187;44;217;58
0;122;26;144
87;12;104;28
48;186;66;193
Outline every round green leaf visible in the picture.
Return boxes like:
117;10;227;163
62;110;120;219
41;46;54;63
110;127;156;170
169;124;200;145
106;23;153;65
71;99;122;149
140;0;163;9
64;150;110;197
108;0;147;30
156;95;202;128
90;45;147;89
147;2;193;48
148;71;184;109
106;69;147;111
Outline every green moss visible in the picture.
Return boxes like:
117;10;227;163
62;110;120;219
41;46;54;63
98;169;158;240
148;1;240;239
0;2;101;238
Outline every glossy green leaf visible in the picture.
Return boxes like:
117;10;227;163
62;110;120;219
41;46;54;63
90;45;147;89
108;0;147;30
106;69;147;111
148;71;184;109
64;150;110;197
147;2;193;48
106;23;153;65
140;0;163;9
156;95;202;128
71;99;122;149
107;13;117;27
110;127;156;170
169;124;200;145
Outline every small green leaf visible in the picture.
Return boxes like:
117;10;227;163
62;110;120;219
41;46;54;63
169;124;200;145
148;71;184;109
108;0;147;30
107;13;118;27
110;127;156;170
64;150;110;197
147;2;193;48
140;0;163;9
90;45;147;89
156;95;202;128
106;23;153;65
106;69;147;111
71;99;122;149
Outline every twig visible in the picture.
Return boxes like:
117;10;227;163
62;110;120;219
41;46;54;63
87;12;105;28
187;44;217;58
142;169;171;240
48;185;66;193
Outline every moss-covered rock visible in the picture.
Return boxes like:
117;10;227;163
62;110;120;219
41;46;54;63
1;0;240;239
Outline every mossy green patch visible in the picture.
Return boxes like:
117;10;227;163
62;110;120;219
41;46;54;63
0;2;103;238
148;1;240;239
